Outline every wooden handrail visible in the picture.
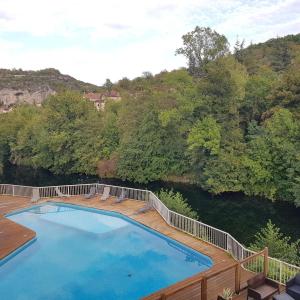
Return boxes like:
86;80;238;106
240;248;267;264
142;272;204;299
143;250;268;300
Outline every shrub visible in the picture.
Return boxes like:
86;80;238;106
158;189;198;219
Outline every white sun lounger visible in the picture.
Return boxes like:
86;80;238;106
100;186;110;201
84;186;96;199
55;187;69;198
115;189;128;203
31;188;40;203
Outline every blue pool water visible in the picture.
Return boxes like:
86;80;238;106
0;203;213;300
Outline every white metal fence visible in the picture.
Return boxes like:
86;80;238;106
0;183;299;284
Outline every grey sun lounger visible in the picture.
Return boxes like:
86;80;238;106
55;187;69;198
135;202;153;214
115;189;128;203
31;188;40;203
100;186;110;201
84;186;96;199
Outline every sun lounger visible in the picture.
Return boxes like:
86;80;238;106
55;187;69;198
100;186;110;201
115;189;128;203
84;186;96;199
31;188;40;203
134;202;152;214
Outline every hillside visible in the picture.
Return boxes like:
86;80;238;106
0;68;101;111
238;34;300;74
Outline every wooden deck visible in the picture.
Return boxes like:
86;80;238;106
0;194;253;300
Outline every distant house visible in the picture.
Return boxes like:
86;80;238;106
104;90;121;101
83;91;121;111
83;92;105;111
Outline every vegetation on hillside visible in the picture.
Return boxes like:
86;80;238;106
1;29;300;209
0;68;100;92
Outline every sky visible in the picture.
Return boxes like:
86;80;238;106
0;0;299;86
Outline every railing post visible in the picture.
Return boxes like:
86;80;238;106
226;234;228;251
201;277;207;300
279;261;283;283
12;185;15;196
264;247;269;277
235;263;241;294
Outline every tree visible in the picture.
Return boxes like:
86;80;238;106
291;175;300;207
240;67;277;123
104;78;113;92
234;37;245;63
142;71;153;79
158;189;198;219
117;107;186;183
271;40;292;71
245;108;300;203
188;116;221;156
9;91;104;175
187;116;221;179
176;26;230;77
250;220;300;265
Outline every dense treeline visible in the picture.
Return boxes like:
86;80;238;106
1;30;300;207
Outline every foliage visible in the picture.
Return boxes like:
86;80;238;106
188;116;221;155
250;220;300;265
1;31;300;208
221;288;234;300
117;97;187;183
158;189;198;219
176;26;230;76
1;92;107;175
245;108;300;203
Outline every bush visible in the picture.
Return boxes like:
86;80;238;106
250;220;300;265
158;189;198;219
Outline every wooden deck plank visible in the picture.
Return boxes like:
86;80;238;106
0;217;36;260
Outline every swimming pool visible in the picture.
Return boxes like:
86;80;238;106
0;203;213;300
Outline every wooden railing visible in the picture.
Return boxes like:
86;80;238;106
143;249;269;300
0;183;299;286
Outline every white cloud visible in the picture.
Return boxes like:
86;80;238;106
0;0;299;85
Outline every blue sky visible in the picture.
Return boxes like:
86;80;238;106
0;0;299;85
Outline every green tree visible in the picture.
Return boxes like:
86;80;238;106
240;67;277;123
158;189;198;219
234;37;245;63
104;78;113;92
291;176;300;207
188;116;221;155
245;108;300;203
10;91;104;175
250;220;300;265
117;107;186;183
176;26;230;77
